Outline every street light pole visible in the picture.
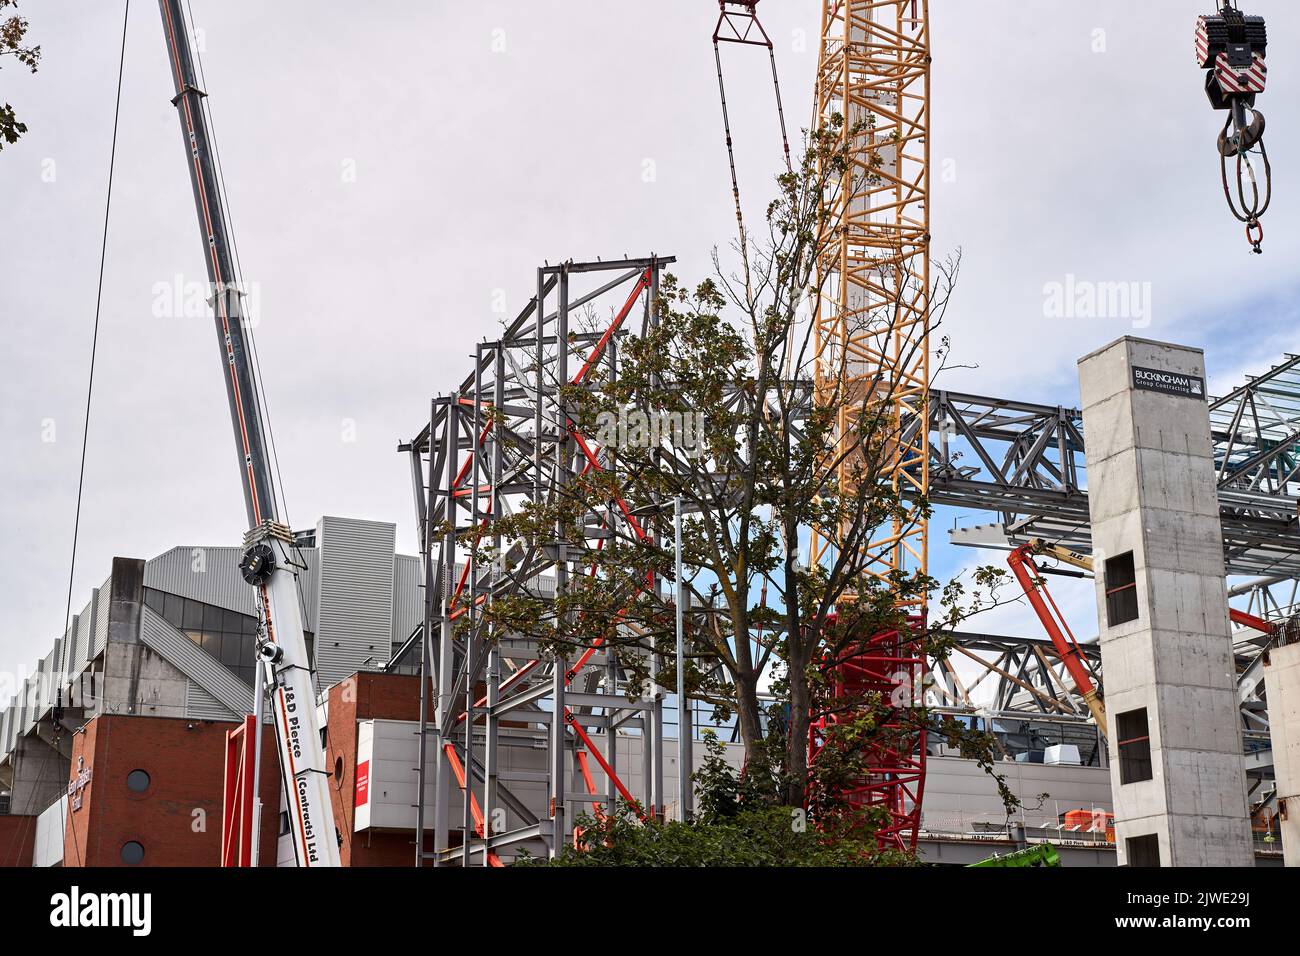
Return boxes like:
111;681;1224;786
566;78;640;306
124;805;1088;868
674;496;692;821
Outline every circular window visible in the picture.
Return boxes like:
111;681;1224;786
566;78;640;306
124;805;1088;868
120;841;145;865
334;756;344;782
126;770;151;793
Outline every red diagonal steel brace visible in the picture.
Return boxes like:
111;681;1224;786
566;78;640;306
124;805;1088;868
570;268;651;387
563;709;644;817
569;426;650;544
452;417;494;491
443;743;504;867
575;749;605;815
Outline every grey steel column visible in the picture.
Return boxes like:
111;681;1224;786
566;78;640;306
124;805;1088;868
648;262;665;820
483;342;504;864
549;267;570;855
463;348;484;865
605;333;619;818
432;396;458;865
674;496;692;821
414;399;436;866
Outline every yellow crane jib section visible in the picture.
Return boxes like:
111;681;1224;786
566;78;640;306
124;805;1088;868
811;0;931;609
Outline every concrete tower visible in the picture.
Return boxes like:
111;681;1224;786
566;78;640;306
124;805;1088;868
1078;337;1253;867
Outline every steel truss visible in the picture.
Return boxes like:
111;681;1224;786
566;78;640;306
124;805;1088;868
927;360;1300;735
928;389;1300;577
932;631;1103;723
400;256;683;865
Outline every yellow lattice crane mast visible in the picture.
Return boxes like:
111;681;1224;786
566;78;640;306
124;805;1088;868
811;0;931;608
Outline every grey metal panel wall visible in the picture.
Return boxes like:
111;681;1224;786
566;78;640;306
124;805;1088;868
920;755;1115;833
314;517;396;687
32;795;67;868
145;545;258;616
92;576;110;659
65;616;78;679
144;544;320;632
35;646;57;719
1;707;12;758
296;547;319;633
73;597;93;675
185;680;239;721
56;624;69;682
22;675;37;733
391;554;422;644
138;605;253;716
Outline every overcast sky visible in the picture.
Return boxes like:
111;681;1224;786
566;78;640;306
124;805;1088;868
2;1;1298;692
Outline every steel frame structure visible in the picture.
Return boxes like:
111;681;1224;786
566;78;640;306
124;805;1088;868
399;256;678;865
928;389;1300;577
931;631;1103;723
926;360;1300;743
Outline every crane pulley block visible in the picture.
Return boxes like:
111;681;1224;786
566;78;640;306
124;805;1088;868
1196;7;1268;108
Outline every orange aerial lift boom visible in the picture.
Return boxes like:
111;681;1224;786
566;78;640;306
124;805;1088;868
1006;543;1108;737
1008;539;1277;742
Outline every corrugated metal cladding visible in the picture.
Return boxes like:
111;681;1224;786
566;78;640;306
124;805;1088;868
145;545;258;616
184;680;239;721
74;602;91;676
139;605;253;716
92;577;110;659
145;544;321;632
1;707;12;757
315;517;397;687
36;645;57;718
391;554;422;644
23;675;37;733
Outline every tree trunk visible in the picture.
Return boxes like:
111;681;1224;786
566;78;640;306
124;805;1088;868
732;670;771;792
785;655;810;807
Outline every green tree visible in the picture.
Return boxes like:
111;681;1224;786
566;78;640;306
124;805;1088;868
528;734;915;867
471;118;1023;847
1;0;41;151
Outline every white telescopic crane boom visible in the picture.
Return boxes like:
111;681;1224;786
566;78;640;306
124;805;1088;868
158;0;340;867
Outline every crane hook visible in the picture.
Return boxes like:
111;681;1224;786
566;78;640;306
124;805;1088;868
1197;5;1272;253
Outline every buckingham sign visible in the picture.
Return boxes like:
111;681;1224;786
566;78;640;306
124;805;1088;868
1132;366;1206;400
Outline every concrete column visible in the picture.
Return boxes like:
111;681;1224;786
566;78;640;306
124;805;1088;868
1264;642;1300;863
1078;336;1252;867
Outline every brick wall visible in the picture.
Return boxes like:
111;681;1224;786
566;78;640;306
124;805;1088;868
0;815;37;866
63;714;281;867
325;672;428;866
37;674;425;868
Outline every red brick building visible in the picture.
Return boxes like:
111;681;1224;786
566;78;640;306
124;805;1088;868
61;714;281;867
324;672;429;866
29;672;429;867
0;815;36;867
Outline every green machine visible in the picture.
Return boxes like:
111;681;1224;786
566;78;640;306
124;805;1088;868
968;844;1062;868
